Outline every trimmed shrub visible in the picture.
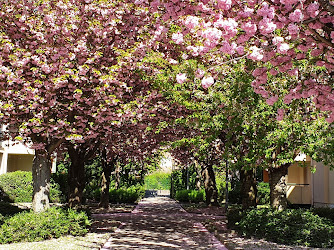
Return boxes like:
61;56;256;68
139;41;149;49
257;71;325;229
0;171;32;202
188;190;205;203
257;182;270;205
227;208;243;228
231;208;334;248
0;171;64;203
175;190;190;202
84;184;101;201
109;185;145;204
171;166;199;197
0;207;90;244
175;189;205;203
144;172;171;190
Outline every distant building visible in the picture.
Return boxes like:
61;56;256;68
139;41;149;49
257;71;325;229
0;125;56;174
264;154;334;208
0;125;34;174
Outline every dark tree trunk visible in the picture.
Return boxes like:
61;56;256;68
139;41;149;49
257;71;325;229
114;161;121;190
194;161;201;190
68;147;86;208
268;164;289;210
240;168;257;210
99;151;114;208
32;150;51;212
202;164;219;206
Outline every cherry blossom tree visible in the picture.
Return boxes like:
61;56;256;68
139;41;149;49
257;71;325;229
146;0;333;122
0;0;155;212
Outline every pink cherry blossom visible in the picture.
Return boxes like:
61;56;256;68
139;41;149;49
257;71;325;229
248;46;264;61
195;69;205;79
259;18;277;34
269;68;278;76
184;16;200;30
241;22;257;36
276;109;285;121
176;73;187;84
201;76;214;89
307;3;320;18
266;96;279;105
172;32;184;44
217;0;232;10
289;9;304;22
272;36;284;45
220;41;235;54
288;23;299;35
277;43;290;54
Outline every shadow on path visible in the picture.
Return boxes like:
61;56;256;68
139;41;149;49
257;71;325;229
93;195;227;249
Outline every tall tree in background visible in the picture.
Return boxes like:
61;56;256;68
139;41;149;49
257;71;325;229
0;0;155;212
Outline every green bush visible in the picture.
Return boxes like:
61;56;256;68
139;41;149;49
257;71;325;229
257;182;270;205
232;208;334;248
0;171;33;202
175;190;190;202
51;172;68;202
109;185;145;203
216;172;228;202
84;184;101;201
0;171;65;203
0;207;90;244
144;172;171;190
171;166;199;197
228;181;241;204
0;214;4;226
227;208;243;228
175;189;205;203
312;207;334;223
188;190;205;203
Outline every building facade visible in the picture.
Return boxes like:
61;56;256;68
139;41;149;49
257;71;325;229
264;154;334;207
0;125;35;174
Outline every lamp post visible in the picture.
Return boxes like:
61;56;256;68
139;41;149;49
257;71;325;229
225;159;229;212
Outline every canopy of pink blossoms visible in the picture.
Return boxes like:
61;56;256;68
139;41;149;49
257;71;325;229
145;0;334;122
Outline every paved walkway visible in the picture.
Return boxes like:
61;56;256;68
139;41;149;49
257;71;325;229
93;196;227;249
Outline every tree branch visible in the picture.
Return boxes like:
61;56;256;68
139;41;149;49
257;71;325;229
308;27;334;48
318;0;334;15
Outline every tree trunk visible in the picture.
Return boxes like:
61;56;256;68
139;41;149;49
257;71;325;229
194;161;202;190
114;161;121;190
268;164;289;210
202;164;219;206
32;150;51;213
240;168;257;210
99;151;113;208
68;147;86;208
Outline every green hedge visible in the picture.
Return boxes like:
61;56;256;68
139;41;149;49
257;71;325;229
0;207;90;244
175;189;205;203
312;207;334;224
257;182;270;205
144;172;171;190
109;185;145;204
0;171;64;203
228;208;334;248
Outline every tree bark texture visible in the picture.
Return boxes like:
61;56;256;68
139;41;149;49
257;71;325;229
202;164;219;206
32;150;51;213
240;168;257;210
68;147;86;208
268;164;289;210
